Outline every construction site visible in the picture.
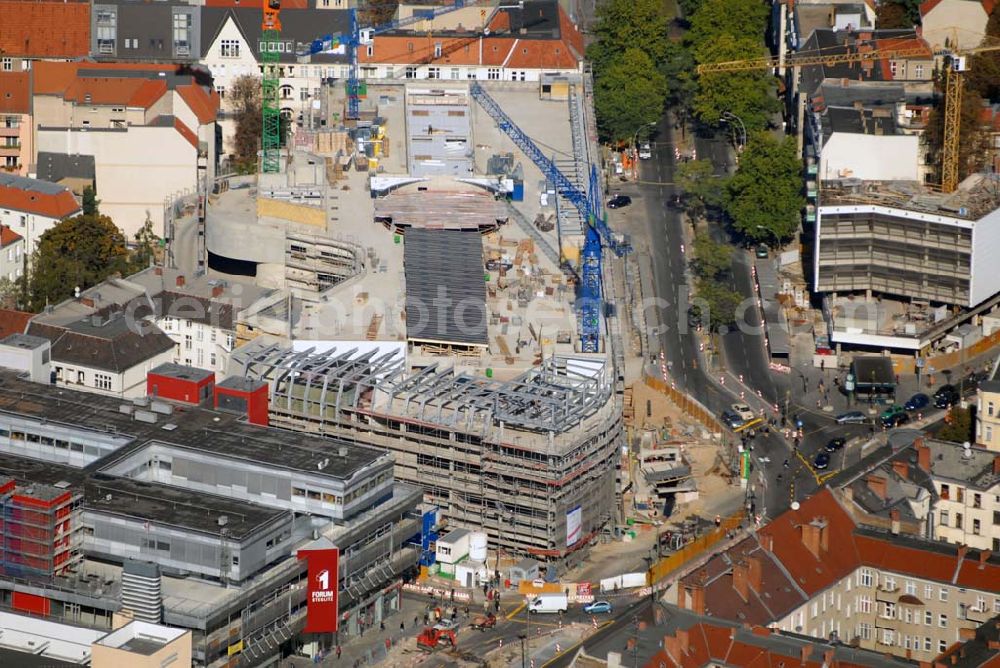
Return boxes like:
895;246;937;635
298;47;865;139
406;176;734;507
198;70;636;571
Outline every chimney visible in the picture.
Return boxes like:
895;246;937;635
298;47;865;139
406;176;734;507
688;585;705;615
960;628;976;641
979;550;992;566
733;561;750;602
993;455;1000;476
916;438;932;472
866;474;888;500
748;555;763;593
801;645;813;664
958;544;969;562
176;275;185;288
153;267;163;276
892;460;909;480
677;628;689;655
824;649;834;666
663;634;680;660
760;533;774;552
212;285;224;298
890;508;901;535
801;517;829;559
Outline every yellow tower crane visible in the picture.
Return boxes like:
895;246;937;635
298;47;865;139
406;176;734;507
696;35;1000;193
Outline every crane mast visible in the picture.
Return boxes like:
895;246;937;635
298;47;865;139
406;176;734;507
261;0;283;174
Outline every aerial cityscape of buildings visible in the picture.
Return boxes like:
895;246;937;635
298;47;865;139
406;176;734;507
0;0;998;666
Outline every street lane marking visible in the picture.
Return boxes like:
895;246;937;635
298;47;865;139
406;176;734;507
505;602;525;620
539;620;615;667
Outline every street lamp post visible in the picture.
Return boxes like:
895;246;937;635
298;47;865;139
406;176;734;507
631;122;656;179
720;112;747;153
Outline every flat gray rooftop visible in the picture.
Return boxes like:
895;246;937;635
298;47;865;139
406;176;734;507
150;362;214;383
0;370;386;480
0;334;49;350
403;229;488;347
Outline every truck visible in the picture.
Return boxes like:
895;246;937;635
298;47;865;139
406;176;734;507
527;593;568;614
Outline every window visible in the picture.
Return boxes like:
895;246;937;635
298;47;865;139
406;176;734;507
434;42;442;58
925;610;932;625
882;629;894;646
940;588;949;602
858;622;872;640
883;602;896;619
940;640;948;653
973;519;981;535
292;487;306;497
884;576;896;591
989;401;995;417
924;637;932;652
76;370;85;384
811;601;819;618
210;353;217;367
915;64;924;78
974;493;982;508
487;67;500;80
405;66;417;79
221;39;240;58
1;58;11;72
216;85;225;99
859;568;873;587
173;12;192;55
232;555;239;565
905;581;916;596
941;483;950;499
184;335;192;350
427;67;440;79
450;67;460;80
197;349;204;367
939;613;947;627
995;598;1000;613
94;373;112;391
956;512;964;529
858;595;872;614
96;16;117;55
957;488;965;503
940;510;949;526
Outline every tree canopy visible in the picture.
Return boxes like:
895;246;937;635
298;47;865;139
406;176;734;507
82;185;99;216
587;0;670;70
27;215;131;311
694;278;742;331
692;34;779;129
967;8;1000;102
230;74;263;174
924;76;991;185
690;231;733;279
725;133;804;244
593;48;668;142
685;0;769;53
938;406;974;443
676;159;727;217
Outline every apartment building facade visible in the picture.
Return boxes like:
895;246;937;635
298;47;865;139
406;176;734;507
976;378;1000;452
673;488;1000;663
0;225;24;285
0;72;31;175
0;173;82;257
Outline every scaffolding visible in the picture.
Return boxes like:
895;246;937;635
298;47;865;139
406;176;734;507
0;479;83;579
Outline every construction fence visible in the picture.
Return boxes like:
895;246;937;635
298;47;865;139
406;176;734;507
642;368;723;434
645;511;744;585
890;329;1000;376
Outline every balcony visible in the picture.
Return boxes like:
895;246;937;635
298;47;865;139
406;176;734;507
0;126;19;137
0;146;20;158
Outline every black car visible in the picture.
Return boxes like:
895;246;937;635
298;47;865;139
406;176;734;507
825;437;846;452
883;412;910;428
934;384;960;409
814;452;831;470
607;195;632;209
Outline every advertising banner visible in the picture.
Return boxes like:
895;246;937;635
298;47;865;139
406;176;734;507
566;505;582;547
298;548;339;633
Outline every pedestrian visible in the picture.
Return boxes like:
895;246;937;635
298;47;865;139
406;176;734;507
714;514;721;528
400;621;405;632
464;605;470;618
336;645;342;660
414;615;419;628
423;611;429;626
494;598;501;613
379;620;385;632
450;588;455;602
482;583;488;598
820;359;825;372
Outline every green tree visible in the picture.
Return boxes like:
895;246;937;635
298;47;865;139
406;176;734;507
82;185;99;216
692;34;780;129
690;231;733;279
676;159;727;216
27;214;130;311
694;278;742;331
686;0;769;52
230;74;263;174
587;0;670;71
875;0;912;29
659;41;698;116
968;9;1000;102
938;406;974;443
593;48;668;142
0;277;18;310
678;0;705;22
725;133;804;244
130;215;161;273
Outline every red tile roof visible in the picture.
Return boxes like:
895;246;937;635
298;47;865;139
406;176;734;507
682;489;1000;628
0;183;81;219
920;0;946;16
0;72;30;115
175;84;220;125
172;117;199;149
985;0;997;15
204;0;307;7
0;309;32;340
0;0;90;58
32;62;183;97
62;77;169;109
0;225;22;248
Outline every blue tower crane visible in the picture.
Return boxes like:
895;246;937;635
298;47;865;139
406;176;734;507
469;82;630;353
301;0;492;120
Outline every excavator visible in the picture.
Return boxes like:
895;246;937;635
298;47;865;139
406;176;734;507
416;626;458;652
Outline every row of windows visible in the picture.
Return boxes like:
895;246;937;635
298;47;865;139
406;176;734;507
291;471;390;506
0;428;99;455
871;627;945;653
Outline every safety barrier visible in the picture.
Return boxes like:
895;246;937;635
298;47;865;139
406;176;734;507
645;511;744;585
642;368;723;434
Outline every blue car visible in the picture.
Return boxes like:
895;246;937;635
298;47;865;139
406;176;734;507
584;601;613;614
904;393;930;411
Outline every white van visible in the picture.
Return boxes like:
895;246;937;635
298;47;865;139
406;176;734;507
527;593;568;614
638;142;652;160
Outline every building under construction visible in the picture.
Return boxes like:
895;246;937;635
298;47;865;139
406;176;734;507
0;477;82;579
232;342;623;566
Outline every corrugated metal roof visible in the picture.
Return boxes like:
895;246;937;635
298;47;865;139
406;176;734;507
404;229;487;346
